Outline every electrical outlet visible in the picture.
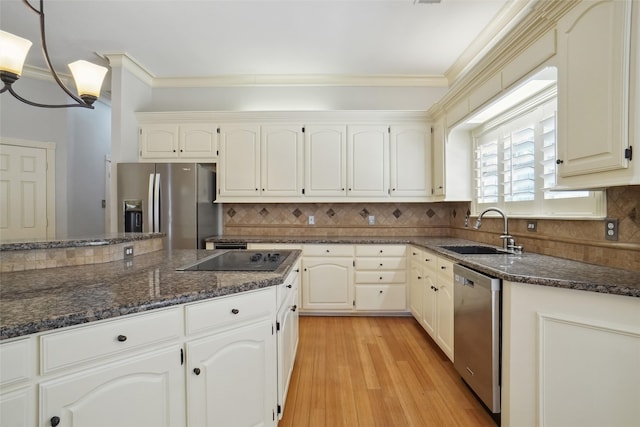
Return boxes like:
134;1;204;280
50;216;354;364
308;215;315;225
368;215;375;225
604;218;618;241
124;246;134;259
526;220;537;232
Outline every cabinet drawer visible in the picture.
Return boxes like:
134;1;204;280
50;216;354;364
355;285;406;311
186;287;276;336
356;257;406;270
40;307;182;375
0;338;33;386
355;245;406;257
303;244;354;257
437;257;454;282
355;270;407;284
248;243;304;250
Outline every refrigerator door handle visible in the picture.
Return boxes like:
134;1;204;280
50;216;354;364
147;173;155;233
153;173;161;232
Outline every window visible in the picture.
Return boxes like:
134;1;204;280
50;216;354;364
472;87;604;218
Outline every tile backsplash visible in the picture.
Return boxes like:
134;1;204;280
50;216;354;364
224;186;640;271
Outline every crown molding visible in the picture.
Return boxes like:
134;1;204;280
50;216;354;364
151;74;448;88
103;53;154;87
21;64;73;86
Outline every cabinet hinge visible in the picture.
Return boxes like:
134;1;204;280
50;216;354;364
625;146;632;161
302;126;305;133
302;188;305;195
352;260;355;267
278;405;282;415
180;348;184;365
273;410;275;421
276;321;281;332
431;127;434;134
139;128;142;135
217;127;220;134
353;300;356;307
216;150;219;156
388;126;391;133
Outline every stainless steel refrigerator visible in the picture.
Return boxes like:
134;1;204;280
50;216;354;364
117;163;221;249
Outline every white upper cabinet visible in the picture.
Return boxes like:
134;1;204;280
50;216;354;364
219;124;261;197
139;124;180;159
431;118;445;197
557;0;633;177
389;125;431;197
179;125;218;160
139;124;218;161
347;125;389;197
304;125;348;197
261;125;304;197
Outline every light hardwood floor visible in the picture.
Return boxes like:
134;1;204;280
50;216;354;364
279;316;498;427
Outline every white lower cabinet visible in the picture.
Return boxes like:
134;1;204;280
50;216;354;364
0;386;35;427
354;244;407;312
40;345;185;427
301;245;355;311
409;246;454;361
186;322;277;427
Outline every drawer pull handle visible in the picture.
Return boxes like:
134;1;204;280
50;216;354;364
193;368;201;375
117;335;127;342
50;416;61;426
231;308;240;315
291;305;298;312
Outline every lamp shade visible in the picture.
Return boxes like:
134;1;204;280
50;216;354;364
0;30;33;76
68;60;108;98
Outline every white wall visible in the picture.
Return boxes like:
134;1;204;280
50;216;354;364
0;75;111;238
148;85;447;112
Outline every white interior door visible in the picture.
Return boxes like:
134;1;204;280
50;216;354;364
0;141;52;240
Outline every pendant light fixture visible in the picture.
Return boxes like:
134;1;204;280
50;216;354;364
0;0;108;109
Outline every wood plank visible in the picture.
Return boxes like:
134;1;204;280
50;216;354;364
280;316;497;427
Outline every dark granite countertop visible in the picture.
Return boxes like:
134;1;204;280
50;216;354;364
0;249;301;340
208;235;640;298
0;232;165;251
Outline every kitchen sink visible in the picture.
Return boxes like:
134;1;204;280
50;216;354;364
439;245;510;255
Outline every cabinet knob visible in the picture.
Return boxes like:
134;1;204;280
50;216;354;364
379;276;383;280
341;188;345;191
433;287;439;292
172;149;176;152
117;335;127;342
50;416;61;426
295;269;300;273
326;249;330;253
379;250;383;253
348;188;352;191
291;305;298;312
425;258;431;262
417;276;422;279
193;367;201;375
255;188;258;191
180;149;183;152
286;284;292;288
231;308;240;314
441;266;446;270
379;290;383;294
412;252;417;255
379;263;383;267
556;159;564;165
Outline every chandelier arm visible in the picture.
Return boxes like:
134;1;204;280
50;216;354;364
7;84;93;109
26;0;88;106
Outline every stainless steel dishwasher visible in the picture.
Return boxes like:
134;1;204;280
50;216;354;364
453;264;502;414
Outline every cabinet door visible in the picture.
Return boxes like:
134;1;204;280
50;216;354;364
179;125;218;159
277;291;298;419
422;273;437;338
557;0;632;176
261;125;304;197
1;386;35;427
409;264;424;320
435;281;454;361
390;125;431;197
40;345;185;427
187;321;276;427
431;119;445;196
302;257;354;310
304;125;347;197
219;125;261;197
347;125;389;197
140;125;179;159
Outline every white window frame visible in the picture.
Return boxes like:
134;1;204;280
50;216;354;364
471;87;605;219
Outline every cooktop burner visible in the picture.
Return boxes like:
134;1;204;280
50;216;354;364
178;250;289;272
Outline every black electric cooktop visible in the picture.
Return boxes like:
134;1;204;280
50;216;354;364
178;250;288;272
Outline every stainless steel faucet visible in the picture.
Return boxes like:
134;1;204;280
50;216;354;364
474;207;523;254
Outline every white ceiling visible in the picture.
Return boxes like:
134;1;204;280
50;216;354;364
1;0;515;85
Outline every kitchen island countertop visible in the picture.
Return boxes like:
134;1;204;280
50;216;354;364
0;249;301;340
